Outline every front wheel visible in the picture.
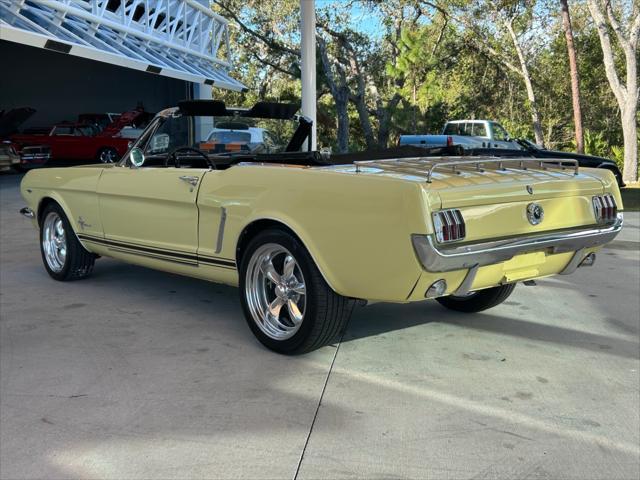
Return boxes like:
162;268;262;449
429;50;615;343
40;203;95;281
239;229;355;354
436;284;516;313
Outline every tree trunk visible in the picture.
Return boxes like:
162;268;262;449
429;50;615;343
505;19;545;147
317;36;351;153
560;0;584;153
376;93;402;149
621;105;638;184
335;95;350;153
351;94;376;150
587;0;639;184
621;23;638;185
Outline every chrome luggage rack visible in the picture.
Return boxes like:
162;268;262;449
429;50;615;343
353;156;580;183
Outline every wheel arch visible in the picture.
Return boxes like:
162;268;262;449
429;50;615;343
37;196;62;226
235;217;341;295
36;195;78;233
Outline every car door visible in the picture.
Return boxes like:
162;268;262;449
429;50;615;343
96;165;207;263
47;126;77;159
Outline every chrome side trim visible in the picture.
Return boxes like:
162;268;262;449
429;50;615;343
412;213;623;272
215;206;227;254
19;207;35;218
452;264;479;296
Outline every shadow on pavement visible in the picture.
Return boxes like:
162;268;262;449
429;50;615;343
344;301;640;360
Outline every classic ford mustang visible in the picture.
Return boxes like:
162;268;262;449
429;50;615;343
19;101;623;353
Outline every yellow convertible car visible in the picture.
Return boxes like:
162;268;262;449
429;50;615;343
19;101;623;353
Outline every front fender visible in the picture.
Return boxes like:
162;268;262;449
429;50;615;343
20;166;105;240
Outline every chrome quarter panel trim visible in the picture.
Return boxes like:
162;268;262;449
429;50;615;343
412;213;623;272
559;248;586;275
215;206;227;254
453;264;479;296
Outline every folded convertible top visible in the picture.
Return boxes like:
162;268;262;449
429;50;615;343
178;100;300;120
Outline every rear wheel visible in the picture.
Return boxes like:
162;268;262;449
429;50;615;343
436;284;516;313
40;203;95;281
97;147;118;163
239;229;355;354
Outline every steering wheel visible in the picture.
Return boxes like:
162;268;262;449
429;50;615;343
166;146;216;169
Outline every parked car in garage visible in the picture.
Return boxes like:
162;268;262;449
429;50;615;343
19;100;623;354
1;107;51;170
77;112;121;132
11;121;131;163
17;144;51;170
0;141;20;172
80;109;154;140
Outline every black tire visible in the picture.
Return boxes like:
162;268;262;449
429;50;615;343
39;203;95;281
97;147;118;164
436;283;516;313
239;229;355;354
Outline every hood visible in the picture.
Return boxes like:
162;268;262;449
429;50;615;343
99;109;147;137
0;107;36;138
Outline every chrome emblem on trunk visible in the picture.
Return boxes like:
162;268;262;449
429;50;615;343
526;203;544;225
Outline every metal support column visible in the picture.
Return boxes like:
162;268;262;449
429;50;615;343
300;0;317;151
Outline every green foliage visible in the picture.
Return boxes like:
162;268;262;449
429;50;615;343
212;0;634;179
610;145;624;171
580;130;611;158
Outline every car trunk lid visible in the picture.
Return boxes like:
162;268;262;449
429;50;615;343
336;156;608;244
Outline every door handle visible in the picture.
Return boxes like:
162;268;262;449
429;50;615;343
179;175;199;187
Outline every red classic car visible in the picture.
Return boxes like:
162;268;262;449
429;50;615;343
0;108;51;170
11;122;131;163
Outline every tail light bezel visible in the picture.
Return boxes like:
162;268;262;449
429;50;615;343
432;208;466;243
592;194;618;224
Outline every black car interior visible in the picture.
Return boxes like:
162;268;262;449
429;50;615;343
139;100;593;171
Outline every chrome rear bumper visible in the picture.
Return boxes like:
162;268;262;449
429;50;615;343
412;213;623;273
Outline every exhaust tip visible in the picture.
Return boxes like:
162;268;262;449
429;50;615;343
579;253;596;268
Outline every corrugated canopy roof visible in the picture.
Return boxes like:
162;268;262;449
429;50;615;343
0;0;246;91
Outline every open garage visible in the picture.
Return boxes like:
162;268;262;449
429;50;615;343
0;40;189;130
0;0;244;166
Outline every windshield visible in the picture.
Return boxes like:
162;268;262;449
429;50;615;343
141;114;296;157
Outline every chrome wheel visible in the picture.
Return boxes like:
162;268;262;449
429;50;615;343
99;148;117;163
42;212;67;272
245;243;307;340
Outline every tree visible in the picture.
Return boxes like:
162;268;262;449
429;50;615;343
426;1;548;146
316;35;351;152
587;0;639;184
560;0;584;153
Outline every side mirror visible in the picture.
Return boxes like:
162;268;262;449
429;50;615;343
129;147;145;168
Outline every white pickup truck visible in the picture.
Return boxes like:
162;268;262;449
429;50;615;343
399;120;520;150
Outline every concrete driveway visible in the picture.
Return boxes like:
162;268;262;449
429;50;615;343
1;172;638;480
